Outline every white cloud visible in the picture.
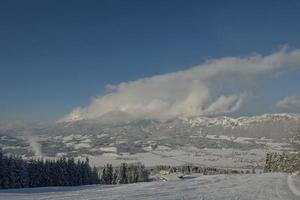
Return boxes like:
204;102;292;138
59;47;300;122
276;96;300;109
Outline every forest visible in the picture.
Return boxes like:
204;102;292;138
0;150;149;189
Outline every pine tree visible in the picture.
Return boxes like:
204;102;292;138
0;152;101;189
137;163;148;182
75;159;83;186
101;164;114;184
8;156;18;188
66;158;76;186
118;163;128;184
15;157;29;188
106;164;113;184
101;167;107;184
112;169;118;184
1;155;9;189
91;166;100;184
81;157;92;185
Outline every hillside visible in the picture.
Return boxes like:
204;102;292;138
0;173;299;200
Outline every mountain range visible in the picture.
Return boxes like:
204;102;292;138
1;113;299;167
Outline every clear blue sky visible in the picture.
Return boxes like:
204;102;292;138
1;0;300;122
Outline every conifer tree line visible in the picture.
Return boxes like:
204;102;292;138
0;150;99;189
154;164;256;175
0;149;150;189
264;152;300;173
100;163;149;184
264;130;300;174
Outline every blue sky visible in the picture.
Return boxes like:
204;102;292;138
1;0;300;122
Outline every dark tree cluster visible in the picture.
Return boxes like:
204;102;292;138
153;164;256;176
100;163;149;184
0;150;99;189
264;152;300;173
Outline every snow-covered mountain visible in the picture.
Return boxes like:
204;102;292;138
1;113;300;168
182;113;300;128
58;111;300;127
54;113;300;140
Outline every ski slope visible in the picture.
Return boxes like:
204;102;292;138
0;173;299;200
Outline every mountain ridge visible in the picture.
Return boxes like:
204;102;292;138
56;112;300;129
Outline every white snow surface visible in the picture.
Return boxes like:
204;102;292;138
1;173;299;200
86;147;266;168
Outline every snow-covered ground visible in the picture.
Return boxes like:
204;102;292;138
86;147;267;168
1;173;299;200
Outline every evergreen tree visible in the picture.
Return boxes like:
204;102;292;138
1;154;9;189
112;168;118;184
106;164;113;184
15;157;29;188
118;163;128;184
101;167;107;184
0;150;150;189
101;164;114;184
91;166;100;184
7;156;18;188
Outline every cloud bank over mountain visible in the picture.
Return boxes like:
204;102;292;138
277;96;300;109
59;48;300;123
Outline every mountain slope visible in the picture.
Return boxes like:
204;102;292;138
0;173;299;200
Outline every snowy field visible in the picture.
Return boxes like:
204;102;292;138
1;173;299;200
86;147;267;168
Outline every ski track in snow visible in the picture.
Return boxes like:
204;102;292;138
288;174;300;197
0;173;299;200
